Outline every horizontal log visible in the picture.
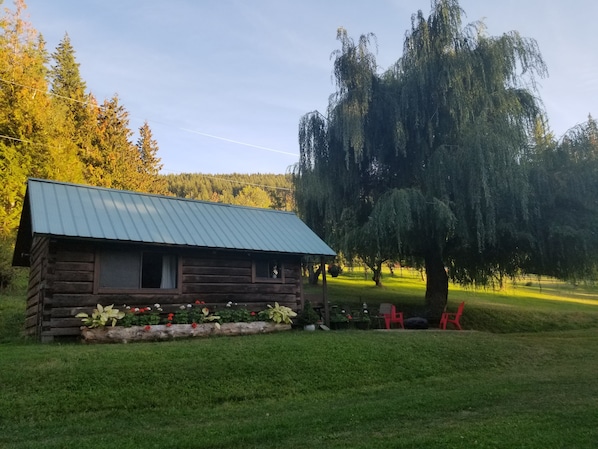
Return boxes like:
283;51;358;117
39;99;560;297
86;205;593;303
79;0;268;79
26;295;39;313
25;315;38;328
55;250;95;263
182;266;251;276
52;271;95;282
80;322;292;344
49;317;83;328
182;274;252;284
183;258;252;268
43;327;81;336
183;283;296;295
29;260;42;279
50;281;94;294
48;294;176;308
54;261;94;272
179;292;299;305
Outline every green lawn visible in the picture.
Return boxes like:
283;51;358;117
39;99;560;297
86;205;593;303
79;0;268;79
1;269;598;448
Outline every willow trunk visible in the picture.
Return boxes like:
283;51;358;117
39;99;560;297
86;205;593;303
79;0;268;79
424;251;448;322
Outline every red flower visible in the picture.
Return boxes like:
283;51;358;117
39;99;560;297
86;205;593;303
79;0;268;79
167;316;173;321
347;315;353;320
191;322;198;328
144;325;151;331
251;311;256;316
166;322;172;327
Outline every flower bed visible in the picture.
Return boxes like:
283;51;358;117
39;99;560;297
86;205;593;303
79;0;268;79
81;322;292;344
75;302;297;344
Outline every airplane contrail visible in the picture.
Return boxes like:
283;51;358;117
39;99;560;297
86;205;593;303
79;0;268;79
180;128;299;157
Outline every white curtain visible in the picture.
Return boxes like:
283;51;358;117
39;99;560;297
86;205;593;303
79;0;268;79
160;255;177;289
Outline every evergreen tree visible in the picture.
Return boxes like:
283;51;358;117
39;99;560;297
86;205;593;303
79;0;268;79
48;32;90;182
0;0;52;233
88;95;142;190
294;0;548;318
136;121;167;194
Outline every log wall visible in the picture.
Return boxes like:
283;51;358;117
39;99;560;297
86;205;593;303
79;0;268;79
24;236;49;340
30;238;303;342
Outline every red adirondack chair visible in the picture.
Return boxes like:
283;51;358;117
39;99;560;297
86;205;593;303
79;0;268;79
439;301;465;330
379;303;404;329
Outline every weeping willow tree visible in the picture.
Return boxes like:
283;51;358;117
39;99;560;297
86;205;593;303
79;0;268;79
293;0;548;319
527;116;598;281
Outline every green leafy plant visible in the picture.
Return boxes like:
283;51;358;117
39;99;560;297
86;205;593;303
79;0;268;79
218;301;255;322
298;300;320;325
267;302;297;324
120;304;162;327
329;305;350;324
76;304;125;328
189;303;221;325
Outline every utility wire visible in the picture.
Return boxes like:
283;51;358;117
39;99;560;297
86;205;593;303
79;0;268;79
183;173;293;192
0;135;293;192
0;134;35;145
0;77;99;108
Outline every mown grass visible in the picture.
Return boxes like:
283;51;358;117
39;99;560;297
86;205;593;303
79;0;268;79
1;330;597;448
1;269;598;448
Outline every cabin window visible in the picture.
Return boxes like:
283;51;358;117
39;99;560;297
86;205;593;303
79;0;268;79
253;258;284;283
98;250;178;291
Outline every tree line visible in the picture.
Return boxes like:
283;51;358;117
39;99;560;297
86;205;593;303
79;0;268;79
293;0;598;318
164;173;293;211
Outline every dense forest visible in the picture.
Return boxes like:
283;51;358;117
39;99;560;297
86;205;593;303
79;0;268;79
0;1;292;288
164;173;293;211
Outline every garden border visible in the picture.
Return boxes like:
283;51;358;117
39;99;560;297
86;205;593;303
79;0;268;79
81;321;292;343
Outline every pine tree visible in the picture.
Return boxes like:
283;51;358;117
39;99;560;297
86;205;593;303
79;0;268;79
48;33;90;182
136;121;167;194
88;95;142;190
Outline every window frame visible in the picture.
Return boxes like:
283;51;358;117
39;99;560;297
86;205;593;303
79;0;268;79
94;248;182;294
252;258;285;284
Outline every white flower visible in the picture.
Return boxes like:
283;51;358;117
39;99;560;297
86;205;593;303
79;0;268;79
154;303;160;308
134;307;139;312
179;305;186;310
226;301;233;308
126;306;131;310
187;304;192;308
146;307;152;311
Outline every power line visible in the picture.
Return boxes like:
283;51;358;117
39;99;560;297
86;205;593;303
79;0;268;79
0;135;293;193
0;76;99;108
184;173;293;192
0;134;35;145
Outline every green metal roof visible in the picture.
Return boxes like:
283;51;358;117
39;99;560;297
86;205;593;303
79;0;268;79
13;179;335;265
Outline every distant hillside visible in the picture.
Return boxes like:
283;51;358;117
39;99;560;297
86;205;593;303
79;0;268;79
163;173;294;211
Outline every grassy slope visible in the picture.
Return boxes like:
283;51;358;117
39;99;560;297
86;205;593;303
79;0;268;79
312;268;598;333
1;330;597;448
1;269;598;448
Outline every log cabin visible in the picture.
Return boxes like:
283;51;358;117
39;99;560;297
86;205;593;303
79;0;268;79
12;178;336;342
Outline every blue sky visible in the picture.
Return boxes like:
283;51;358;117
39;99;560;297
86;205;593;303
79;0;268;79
22;0;598;174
